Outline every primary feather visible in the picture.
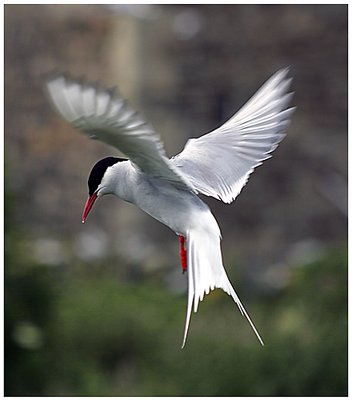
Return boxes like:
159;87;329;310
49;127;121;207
172;68;295;203
46;75;193;191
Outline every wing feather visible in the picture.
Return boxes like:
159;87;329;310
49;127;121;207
46;75;193;190
172;68;295;203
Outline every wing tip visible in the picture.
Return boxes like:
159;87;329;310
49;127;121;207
45;71;117;100
276;65;292;79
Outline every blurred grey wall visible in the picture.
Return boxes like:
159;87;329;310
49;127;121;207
5;4;347;288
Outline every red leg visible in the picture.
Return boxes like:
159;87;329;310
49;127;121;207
178;235;187;273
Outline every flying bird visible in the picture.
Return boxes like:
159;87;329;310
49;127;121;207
46;68;295;347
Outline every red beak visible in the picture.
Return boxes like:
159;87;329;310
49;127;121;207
82;192;98;223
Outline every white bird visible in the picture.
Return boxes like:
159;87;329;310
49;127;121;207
46;68;295;348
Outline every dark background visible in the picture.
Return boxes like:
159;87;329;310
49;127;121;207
5;4;347;396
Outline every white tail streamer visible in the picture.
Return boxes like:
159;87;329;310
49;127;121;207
182;228;264;348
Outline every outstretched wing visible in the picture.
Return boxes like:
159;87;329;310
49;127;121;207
172;68;295;203
46;75;193;190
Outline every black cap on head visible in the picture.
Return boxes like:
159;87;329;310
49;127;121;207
88;157;126;196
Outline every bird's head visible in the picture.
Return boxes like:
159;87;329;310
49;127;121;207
82;156;126;223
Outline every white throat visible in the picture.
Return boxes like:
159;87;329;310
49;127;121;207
99;160;135;202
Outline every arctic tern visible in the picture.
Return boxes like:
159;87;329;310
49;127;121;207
46;68;295;347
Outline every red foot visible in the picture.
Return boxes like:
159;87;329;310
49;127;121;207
178;235;187;273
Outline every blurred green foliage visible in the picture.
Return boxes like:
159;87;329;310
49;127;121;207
5;162;347;396
5;215;347;396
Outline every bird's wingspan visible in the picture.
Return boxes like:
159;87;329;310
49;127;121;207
172;68;295;204
46;75;193;190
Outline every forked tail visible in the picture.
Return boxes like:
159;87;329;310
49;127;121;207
182;228;264;348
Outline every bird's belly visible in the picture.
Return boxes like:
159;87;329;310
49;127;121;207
132;180;210;235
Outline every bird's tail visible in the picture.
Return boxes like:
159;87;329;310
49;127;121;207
182;226;264;348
